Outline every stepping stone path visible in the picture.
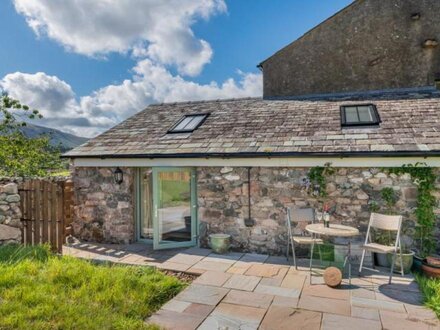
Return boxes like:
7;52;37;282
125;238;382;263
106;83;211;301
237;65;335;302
64;243;440;329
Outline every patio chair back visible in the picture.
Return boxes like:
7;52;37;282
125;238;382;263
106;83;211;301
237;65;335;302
369;213;402;231
290;208;315;223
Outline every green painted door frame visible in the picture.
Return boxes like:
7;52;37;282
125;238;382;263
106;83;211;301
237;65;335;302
152;167;198;250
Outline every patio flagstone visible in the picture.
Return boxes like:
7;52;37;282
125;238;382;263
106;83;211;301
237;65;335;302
379;310;439;329
193;270;231;287
190;260;231;272
175;284;229;306
298;295;351;316
350;306;380;320
199;302;266;330
65;242;438;330
259;306;322;330
222;289;274;309
351;296;406;313
223;274;261;291
321;313;382;330
254;283;301;298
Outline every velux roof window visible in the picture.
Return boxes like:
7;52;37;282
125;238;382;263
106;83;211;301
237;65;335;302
168;113;209;133
340;104;381;127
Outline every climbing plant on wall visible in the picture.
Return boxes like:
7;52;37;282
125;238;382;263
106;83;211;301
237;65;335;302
386;163;438;257
307;162;334;197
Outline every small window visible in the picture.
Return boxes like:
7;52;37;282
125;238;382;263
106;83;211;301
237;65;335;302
340;104;381;127
168;113;209;133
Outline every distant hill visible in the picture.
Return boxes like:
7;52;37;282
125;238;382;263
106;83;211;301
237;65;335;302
19;123;88;151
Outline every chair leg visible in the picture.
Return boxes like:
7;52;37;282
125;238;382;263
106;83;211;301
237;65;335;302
317;244;323;267
359;248;366;274
286;236;289;261
399;243;404;277
389;251;396;284
309;240;315;285
291;240;297;270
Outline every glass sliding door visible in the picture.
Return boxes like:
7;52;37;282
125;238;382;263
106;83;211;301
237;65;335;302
138;169;154;240
152;168;197;249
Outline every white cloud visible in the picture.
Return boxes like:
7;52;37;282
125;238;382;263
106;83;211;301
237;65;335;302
1;63;262;137
13;0;226;76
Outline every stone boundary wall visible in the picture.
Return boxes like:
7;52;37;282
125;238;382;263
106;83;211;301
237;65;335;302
198;167;440;256
0;181;21;245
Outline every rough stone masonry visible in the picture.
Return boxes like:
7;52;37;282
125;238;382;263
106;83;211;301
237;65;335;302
71;166;440;258
0;181;22;245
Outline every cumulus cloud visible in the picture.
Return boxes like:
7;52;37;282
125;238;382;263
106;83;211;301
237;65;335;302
1;63;262;137
13;0;226;76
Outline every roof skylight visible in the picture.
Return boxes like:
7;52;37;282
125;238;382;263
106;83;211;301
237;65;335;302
340;104;381;127
168;113;209;133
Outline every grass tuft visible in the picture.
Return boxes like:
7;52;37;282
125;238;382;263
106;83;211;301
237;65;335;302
0;245;186;330
416;274;440;318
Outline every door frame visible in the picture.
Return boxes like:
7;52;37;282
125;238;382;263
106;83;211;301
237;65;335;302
152;167;198;250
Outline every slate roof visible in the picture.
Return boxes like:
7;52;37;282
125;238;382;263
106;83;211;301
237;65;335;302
65;88;440;158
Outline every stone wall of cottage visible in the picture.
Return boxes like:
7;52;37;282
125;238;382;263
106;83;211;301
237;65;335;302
72;167;135;244
198;167;440;256
0;180;22;245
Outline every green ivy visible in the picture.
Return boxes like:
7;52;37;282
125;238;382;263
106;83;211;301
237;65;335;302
308;162;334;197
386;163;438;258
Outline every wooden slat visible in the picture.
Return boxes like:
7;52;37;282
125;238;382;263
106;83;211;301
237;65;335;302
57;182;64;253
26;180;33;246
42;180;49;243
34;180;41;244
50;182;57;251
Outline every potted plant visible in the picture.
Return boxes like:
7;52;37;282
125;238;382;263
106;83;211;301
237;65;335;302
387;243;415;274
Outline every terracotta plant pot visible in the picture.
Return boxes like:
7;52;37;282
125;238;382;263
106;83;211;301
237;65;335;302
422;260;440;278
426;256;440;267
387;251;415;274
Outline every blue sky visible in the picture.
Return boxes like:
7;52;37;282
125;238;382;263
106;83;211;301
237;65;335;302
0;0;352;136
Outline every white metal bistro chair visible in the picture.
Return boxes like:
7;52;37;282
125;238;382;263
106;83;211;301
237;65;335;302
286;207;323;270
359;213;404;284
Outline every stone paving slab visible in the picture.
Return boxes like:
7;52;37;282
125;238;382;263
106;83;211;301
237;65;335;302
199;302;266;330
351;296;407;313
223;274;261;291
65;243;437;330
379;310;439;329
222;289;274;309
321;313;382;330
175;284;229;306
298;295;351;316
254;283;301;298
260;306;322;330
193;270;231;287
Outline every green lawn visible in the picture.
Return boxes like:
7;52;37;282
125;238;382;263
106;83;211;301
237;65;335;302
0;245;186;330
416;274;440;318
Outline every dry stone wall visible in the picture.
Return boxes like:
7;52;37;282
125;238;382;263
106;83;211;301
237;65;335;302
0;181;21;245
71;167;135;244
198;167;440;256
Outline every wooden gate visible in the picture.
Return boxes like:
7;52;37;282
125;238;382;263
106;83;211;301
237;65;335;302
18;179;74;253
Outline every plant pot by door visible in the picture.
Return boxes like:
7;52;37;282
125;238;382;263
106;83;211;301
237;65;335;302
209;234;230;254
412;254;423;273
422;261;440;278
387;251;414;274
375;253;391;267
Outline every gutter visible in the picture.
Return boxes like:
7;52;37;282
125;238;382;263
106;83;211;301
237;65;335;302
62;150;440;159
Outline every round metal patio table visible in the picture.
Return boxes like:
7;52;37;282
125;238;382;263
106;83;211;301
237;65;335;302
305;223;359;285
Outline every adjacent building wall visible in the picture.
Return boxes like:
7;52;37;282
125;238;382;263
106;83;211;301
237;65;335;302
71;167;135;244
261;0;440;97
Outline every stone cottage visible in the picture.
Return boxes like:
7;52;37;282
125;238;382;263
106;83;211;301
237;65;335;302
65;0;440;255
